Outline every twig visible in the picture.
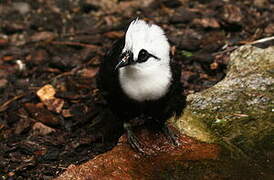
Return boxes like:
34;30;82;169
0;94;25;112
50;41;100;50
244;36;274;45
213;36;274;56
212;46;239;56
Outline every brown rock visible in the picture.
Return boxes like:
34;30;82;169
56;128;220;180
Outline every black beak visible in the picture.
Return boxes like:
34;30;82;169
114;51;134;71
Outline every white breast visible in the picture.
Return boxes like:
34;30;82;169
119;64;172;102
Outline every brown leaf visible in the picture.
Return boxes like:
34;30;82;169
24;103;60;126
36;85;65;113
14;118;31;135
32;122;56;136
44;98;64;113
37;84;56;102
193;18;220;29
79;67;99;78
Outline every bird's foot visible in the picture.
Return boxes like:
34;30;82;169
162;124;181;146
123;122;146;154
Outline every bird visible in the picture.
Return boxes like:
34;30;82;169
97;19;186;153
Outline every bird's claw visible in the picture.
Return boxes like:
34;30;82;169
124;122;146;154
127;132;146;154
162;125;181;146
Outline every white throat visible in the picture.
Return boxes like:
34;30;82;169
119;64;172;102
118;19;172;102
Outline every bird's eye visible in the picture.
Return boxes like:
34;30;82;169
137;49;150;63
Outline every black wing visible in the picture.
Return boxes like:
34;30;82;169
96;37;125;101
165;59;186;118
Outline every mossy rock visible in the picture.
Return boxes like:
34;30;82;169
174;45;274;157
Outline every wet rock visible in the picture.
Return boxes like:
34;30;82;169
56;128;220;180
174;45;274;161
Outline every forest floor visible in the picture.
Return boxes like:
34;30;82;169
0;0;273;179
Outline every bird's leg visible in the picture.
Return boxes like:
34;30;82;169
162;124;181;146
123;122;145;154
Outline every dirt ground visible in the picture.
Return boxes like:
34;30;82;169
0;0;273;179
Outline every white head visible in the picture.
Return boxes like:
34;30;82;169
116;19;172;102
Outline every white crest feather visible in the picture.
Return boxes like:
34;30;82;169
119;19;172;102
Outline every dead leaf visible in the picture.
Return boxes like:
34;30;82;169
44;98;64;113
193;18;220;29
37;84;56;102
79;67;99;78
24;103;60;126
32;122;56;136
